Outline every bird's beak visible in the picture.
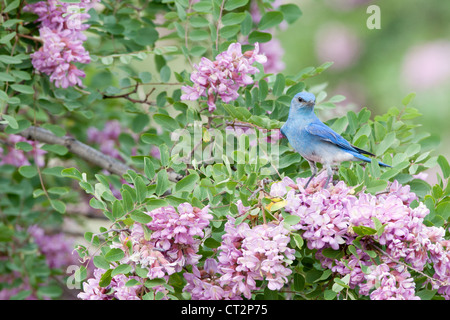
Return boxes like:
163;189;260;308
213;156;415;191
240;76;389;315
306;101;315;107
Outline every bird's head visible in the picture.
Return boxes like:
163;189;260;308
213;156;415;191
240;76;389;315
291;92;316;111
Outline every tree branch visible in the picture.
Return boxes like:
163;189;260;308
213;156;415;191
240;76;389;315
0;124;132;176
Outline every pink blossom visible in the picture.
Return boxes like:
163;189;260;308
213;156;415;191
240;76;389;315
25;0;97;88
181;43;266;112
281;171;450;300
79;203;212;300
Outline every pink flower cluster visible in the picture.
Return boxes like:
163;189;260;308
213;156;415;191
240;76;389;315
78;269;147;300
272;172;450;300
181;42;267;112
0;134;46;167
183;216;295;299
25;0;97;88
78;203;212;300
146;203;213;271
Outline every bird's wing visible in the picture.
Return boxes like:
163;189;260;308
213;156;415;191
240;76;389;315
305;122;360;154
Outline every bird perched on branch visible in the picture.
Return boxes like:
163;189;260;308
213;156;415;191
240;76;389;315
281;91;391;189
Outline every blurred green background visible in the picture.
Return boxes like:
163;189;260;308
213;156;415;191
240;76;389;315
279;0;450;164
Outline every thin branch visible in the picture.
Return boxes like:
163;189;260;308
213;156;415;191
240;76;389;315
0;123;132;176
215;0;226;51
372;243;449;287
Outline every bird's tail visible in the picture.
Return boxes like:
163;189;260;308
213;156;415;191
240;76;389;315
348;151;392;168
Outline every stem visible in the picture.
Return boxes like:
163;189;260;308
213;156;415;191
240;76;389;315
372;244;449;287
215;0;226;51
184;0;193;67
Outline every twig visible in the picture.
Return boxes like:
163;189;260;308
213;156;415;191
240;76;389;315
0;123;132;176
92;228;130;239
372;243;449;287
215;0;226;51
102;84;155;104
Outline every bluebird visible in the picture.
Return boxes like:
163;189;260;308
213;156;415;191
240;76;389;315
281;91;391;189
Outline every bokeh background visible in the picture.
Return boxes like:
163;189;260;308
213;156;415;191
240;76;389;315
278;0;450;165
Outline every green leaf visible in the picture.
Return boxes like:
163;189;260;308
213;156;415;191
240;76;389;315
409;179;431;199
99;269;113;287
0;55;22;64
366;179;388;194
352;225;377;236
141;133;163;145
401;92;416;106
93;255;111;270
40;144;68;155
240;12;253;36
74;266;87;283
437;155;450;179
112;200;125;219
4;0;20;13
134;176;147;204
416;289;438;300
284;215;301;225
47;187;69;196
279;4;302;24
153;114;180;131
324;290;337;300
15;141;33;152
147;199;168;211
144;157;155;180
1;114;18;129
18;165;37;178
112;264;132;277
42;124;66;137
144;278;166;288
0;72;15;82
155;169;170;196
105;248;125;262
160;65;171;82
126;279;141;287
193;1;212;12
174;173;199;193
272;73;285;96
10;84;34;95
375;132;396;156
292;233;304;249
436;200;450;220
258;11;284;30
224;0;249;11
51;200;66;214
221;12;246;25
134;27;159;46
248;31;272;44
130;210;152;224
189;29;209;41
204;237;221;249
190;16;209;27
321;248;344;259
219;25;241;39
61;167;83;181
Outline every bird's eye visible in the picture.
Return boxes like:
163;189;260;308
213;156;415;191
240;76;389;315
298;97;305;103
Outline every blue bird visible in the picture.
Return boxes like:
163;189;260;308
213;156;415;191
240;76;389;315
281;91;391;189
